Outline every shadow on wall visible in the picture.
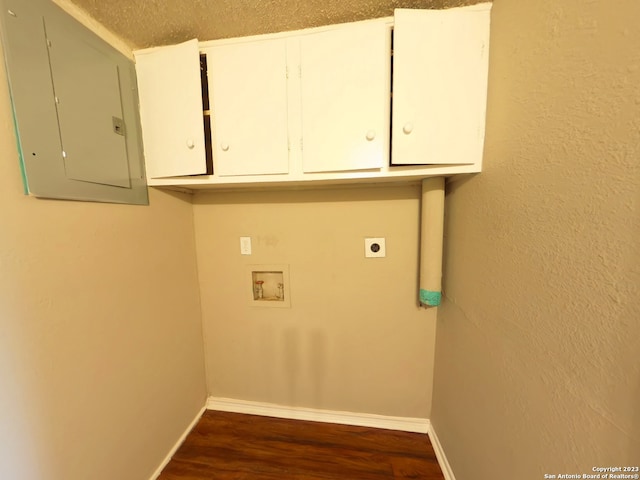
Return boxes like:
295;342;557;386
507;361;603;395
283;327;300;405
192;184;420;206
282;327;328;408
441;173;477;297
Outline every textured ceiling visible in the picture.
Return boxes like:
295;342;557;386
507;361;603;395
66;0;479;50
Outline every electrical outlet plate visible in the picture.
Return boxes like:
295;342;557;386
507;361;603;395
364;238;386;258
240;236;252;255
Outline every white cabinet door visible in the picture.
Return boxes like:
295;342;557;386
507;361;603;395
206;39;289;176
392;5;491;165
135;39;206;178
300;22;390;173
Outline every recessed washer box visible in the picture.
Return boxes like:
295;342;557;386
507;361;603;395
248;264;290;308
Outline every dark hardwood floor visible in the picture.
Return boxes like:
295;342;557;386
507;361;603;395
158;410;445;480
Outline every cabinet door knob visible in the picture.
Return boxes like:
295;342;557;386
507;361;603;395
221;143;230;152
403;123;413;135
366;130;376;141
186;138;195;149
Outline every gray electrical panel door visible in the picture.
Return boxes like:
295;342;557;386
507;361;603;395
45;18;131;188
0;0;148;204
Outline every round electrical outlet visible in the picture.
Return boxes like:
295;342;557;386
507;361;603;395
364;238;386;258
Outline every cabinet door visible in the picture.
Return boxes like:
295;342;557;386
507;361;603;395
392;5;491;165
300;22;390;173
135;39;206;178
206;39;289;176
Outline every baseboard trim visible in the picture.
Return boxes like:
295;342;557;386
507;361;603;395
428;423;456;480
150;404;206;480
206;396;430;434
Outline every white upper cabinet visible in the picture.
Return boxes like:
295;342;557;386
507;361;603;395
134;5;492;189
299;22;390;173
205;39;289;176
392;4;491;165
135;39;207;178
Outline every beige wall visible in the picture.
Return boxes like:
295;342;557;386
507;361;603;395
0;45;206;480
432;0;640;478
194;186;436;418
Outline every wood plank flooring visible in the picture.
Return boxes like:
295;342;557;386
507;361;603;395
158;410;445;480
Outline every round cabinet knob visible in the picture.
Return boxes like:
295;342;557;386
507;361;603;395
221;143;230;152
403;123;414;135
186;138;195;149
366;130;376;141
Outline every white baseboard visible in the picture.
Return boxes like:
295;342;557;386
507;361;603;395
428;423;456;480
149;404;206;480
206;396;429;434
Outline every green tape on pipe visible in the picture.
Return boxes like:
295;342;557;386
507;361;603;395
420;289;441;307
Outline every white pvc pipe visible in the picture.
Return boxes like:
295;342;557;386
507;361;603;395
419;177;445;307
